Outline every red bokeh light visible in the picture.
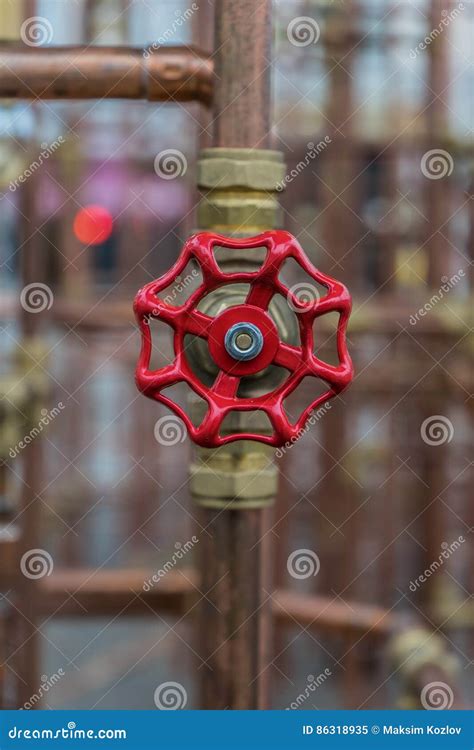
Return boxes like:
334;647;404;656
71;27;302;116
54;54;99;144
73;205;113;246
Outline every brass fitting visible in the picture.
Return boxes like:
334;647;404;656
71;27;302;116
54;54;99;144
388;627;460;709
0;0;25;41
0;338;51;459
197;148;285;235
0;378;29;458
190;416;277;510
198;149;285;191
15;337;51;414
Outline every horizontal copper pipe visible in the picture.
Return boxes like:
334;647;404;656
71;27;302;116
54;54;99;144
38;567;394;635
0;44;213;105
272;589;394;636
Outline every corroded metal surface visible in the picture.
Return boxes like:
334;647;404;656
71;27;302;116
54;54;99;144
0;45;213;105
212;0;272;148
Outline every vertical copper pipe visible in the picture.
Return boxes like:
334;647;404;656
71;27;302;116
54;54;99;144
319;7;359;290
197;0;274;710
421;0;451;616
212;0;272;148
15;151;43;710
199;508;273;709
317;6;361;707
419;385;448;614
425;0;450;286
468;170;474;290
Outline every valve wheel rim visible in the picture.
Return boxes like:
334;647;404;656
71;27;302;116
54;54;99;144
133;230;354;448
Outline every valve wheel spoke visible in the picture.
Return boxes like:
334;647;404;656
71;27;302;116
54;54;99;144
183;309;213;338
274;342;306;374
246;281;274;310
212;371;240;399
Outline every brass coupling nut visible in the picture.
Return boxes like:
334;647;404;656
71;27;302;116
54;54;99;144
197;148;286;233
190;451;277;510
189;405;277;509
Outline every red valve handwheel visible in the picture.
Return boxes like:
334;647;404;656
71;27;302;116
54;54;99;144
134;231;353;448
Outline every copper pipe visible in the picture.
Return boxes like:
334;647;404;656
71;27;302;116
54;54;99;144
212;0;272;147
426;1;451;286
0;44;213;105
196;0;275;712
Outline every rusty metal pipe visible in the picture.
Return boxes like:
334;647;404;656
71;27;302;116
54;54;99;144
195;0;275;711
212;0;272;147
0;44;213;105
